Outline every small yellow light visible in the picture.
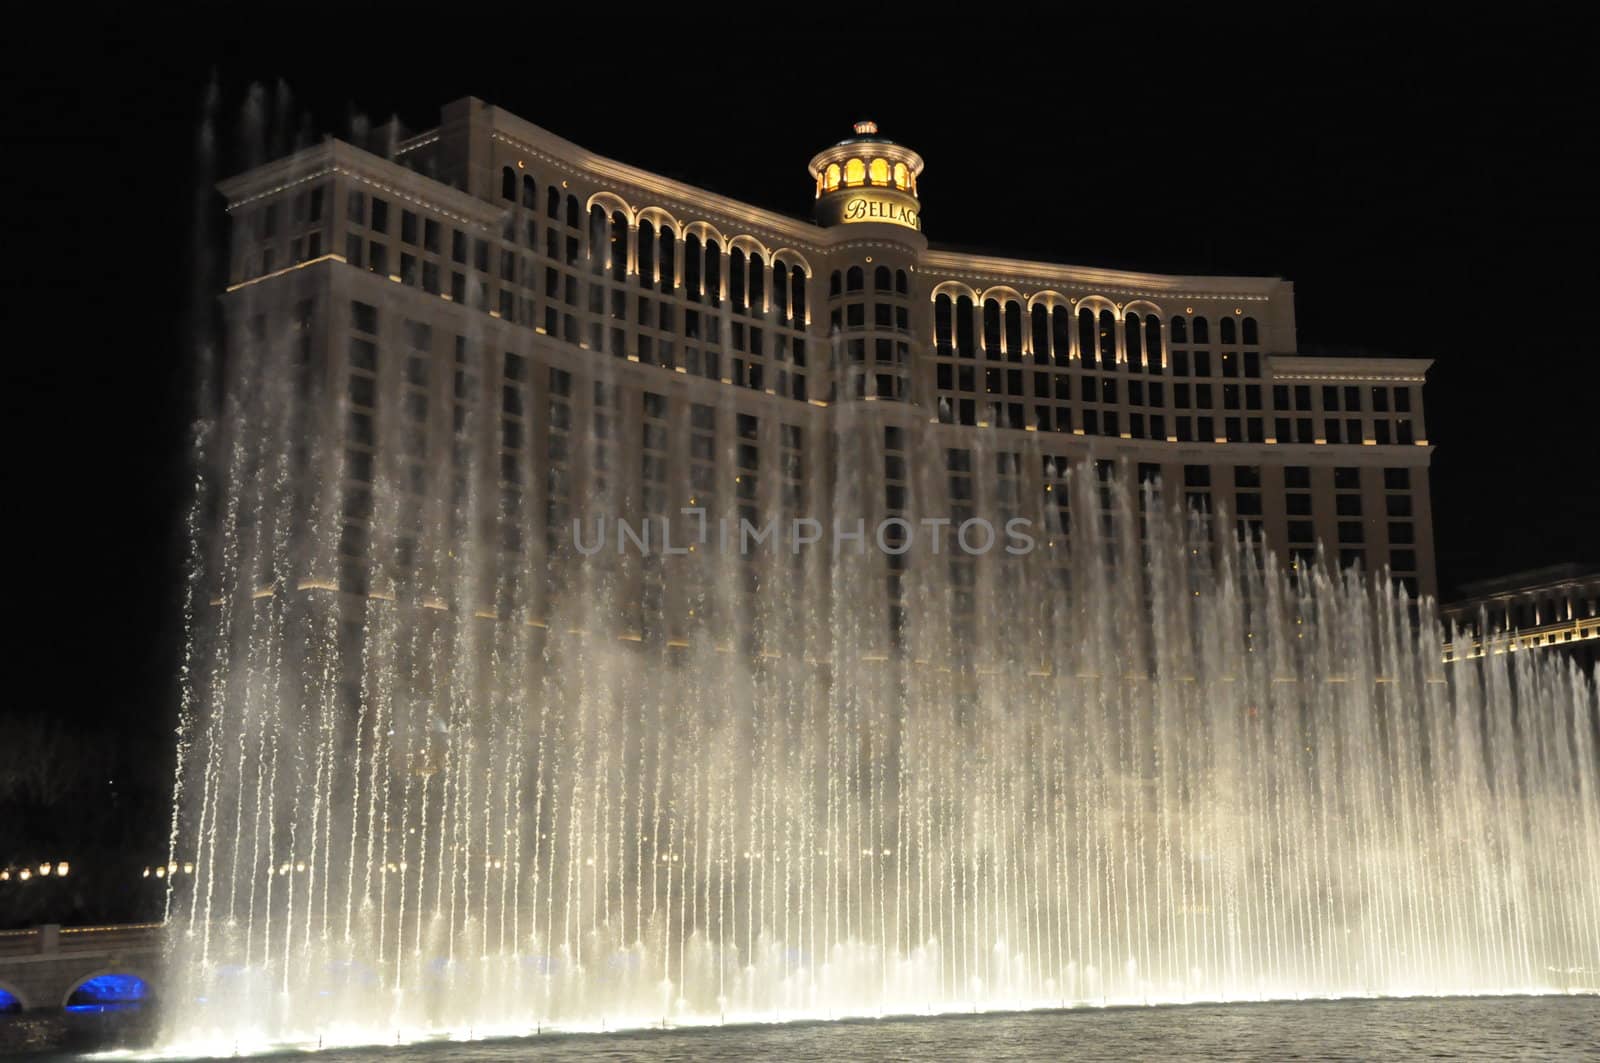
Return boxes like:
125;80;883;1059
0;870;10;881
56;862;69;876
39;863;51;876
19;869;31;881
516;160;525;169
154;867;165;878
183;863;194;874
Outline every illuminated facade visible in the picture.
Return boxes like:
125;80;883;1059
1442;563;1600;662
217;98;1438;646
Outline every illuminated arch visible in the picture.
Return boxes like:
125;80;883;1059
930;280;979;303
681;219;728;247
63;970;154;1012
634;205;680;236
843;158;866;187
893;161;909;190
585;192;634;226
1075;294;1118;315
868;158;891;186
727;233;772;262
0;981;27;1013
824;163;842;192
1026;289;1071;311
769;248;814;278
977;285;1025;305
1124;298;1164;317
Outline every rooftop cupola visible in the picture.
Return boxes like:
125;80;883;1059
808;121;925;232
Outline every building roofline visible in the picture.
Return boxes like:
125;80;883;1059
217;139;503;228
1450;562;1600;602
1268;354;1434;378
918;247;1288;299
460;100;833;250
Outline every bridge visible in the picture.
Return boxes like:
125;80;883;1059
0;923;162;1013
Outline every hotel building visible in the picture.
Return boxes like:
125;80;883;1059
1442;563;1600;664
216;98;1438;649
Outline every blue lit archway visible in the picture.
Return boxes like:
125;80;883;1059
64;972;151;1012
0;983;24;1013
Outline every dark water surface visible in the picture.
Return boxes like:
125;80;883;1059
79;995;1596;1061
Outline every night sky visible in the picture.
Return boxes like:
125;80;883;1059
4;13;1595;922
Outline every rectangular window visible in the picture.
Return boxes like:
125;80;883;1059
350;300;378;334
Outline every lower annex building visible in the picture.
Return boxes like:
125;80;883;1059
217;99;1438;650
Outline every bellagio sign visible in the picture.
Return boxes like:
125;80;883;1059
819;189;922;232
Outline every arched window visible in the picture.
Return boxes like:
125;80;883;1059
869;158;890;185
874;265;891;291
684;233;703;301
1144;314;1163;367
935;294;954;353
1242;316;1259;345
1052;306;1072;367
1098;309;1118;365
565;196;580;229
844;158;866;186
658;227;675;292
1192;316;1209;343
893;162;909;189
846;266;864;292
501;166;516;200
1078;307;1097;367
546;186;561;220
1004;302;1023;360
1220;316;1237;344
748;252;765;311
1031;305;1050;363
609;212;628;281
955;296;976;357
1170;315;1188;344
825;163;841;191
982;299;1002;358
729;247;747;310
587;206;606;274
830;270;842;297
1124;312;1144;372
637;220;655;287
705;240;722;306
791;269;806;323
522;174;536;208
895;269;908;295
773;262;789;320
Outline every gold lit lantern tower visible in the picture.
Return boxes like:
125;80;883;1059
809;120;925;232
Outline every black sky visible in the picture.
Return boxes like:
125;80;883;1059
3;11;1597;858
